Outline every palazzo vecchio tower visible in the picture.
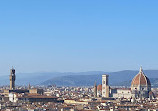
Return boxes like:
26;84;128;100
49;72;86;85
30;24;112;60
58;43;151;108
9;67;16;90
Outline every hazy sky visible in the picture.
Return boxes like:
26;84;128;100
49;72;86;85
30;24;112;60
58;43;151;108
0;1;158;75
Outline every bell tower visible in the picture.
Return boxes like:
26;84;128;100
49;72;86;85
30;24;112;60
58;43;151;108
102;74;109;97
9;67;16;90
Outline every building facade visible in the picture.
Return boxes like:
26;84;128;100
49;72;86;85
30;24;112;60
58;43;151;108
95;67;152;99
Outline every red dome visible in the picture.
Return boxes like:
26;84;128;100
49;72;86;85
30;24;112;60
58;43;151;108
131;67;151;86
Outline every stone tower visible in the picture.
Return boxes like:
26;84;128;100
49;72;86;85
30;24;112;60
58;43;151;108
94;81;97;98
9;68;16;90
102;74;109;97
28;83;31;90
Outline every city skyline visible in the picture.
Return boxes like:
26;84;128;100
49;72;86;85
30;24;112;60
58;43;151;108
0;1;158;110
0;1;158;74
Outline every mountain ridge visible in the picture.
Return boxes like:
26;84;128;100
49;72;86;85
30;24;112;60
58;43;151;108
0;70;158;87
41;70;158;87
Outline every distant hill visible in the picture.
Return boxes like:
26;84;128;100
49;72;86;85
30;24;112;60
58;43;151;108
0;71;105;86
0;70;158;87
41;70;158;87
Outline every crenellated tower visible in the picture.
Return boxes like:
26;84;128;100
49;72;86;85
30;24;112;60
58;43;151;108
9;67;16;90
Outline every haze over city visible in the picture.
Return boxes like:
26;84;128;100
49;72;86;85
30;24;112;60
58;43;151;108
0;0;158;75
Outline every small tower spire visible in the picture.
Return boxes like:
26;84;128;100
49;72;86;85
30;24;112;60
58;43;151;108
94;81;97;98
28;83;31;90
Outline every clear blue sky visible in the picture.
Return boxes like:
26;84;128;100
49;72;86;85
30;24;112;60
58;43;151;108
0;1;158;75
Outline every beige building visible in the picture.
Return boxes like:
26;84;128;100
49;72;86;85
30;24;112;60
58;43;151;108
9;93;58;103
29;88;44;95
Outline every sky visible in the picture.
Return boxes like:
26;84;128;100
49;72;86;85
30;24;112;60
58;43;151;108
0;0;158;75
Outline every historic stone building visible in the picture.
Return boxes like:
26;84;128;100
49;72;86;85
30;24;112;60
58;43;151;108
9;67;16;90
94;67;153;99
102;75;110;98
131;67;151;98
5;68;44;99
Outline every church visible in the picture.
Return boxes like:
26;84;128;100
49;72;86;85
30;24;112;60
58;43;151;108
94;67;154;99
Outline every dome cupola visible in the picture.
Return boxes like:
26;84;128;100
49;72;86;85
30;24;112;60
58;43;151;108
131;67;151;91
